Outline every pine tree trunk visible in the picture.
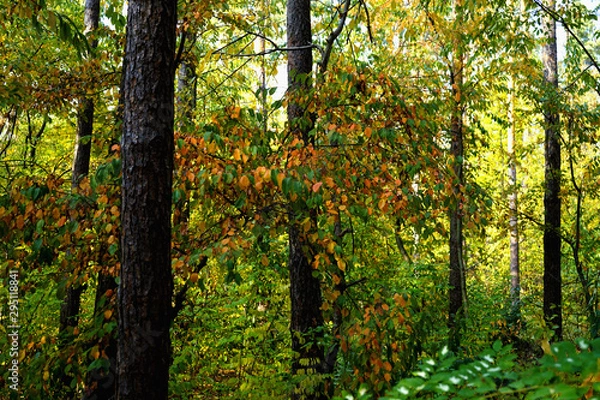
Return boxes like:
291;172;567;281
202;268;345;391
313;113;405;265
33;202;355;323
542;0;562;342
118;0;177;398
287;1;327;398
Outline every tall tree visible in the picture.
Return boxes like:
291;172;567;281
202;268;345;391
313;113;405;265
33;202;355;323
118;0;177;398
59;0;100;336
59;0;101;396
507;69;521;324
447;0;467;352
286;0;327;398
541;0;562;342
507;0;523;326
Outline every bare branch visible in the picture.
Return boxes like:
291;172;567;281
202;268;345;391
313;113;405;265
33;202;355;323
319;0;352;74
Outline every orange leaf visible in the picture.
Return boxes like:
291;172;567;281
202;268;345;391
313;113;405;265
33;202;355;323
365;127;372;138
383;361;392;371
276;172;285;188
233;148;241;161
16;215;24;230
312;181;323;192
239;175;250;190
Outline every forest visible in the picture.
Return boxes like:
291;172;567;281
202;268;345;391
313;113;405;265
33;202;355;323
1;0;600;398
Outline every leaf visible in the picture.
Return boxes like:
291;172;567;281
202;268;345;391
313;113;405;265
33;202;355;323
16;215;24;230
239;175;250;190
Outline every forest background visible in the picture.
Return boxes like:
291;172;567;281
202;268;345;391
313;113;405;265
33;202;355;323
1;0;600;399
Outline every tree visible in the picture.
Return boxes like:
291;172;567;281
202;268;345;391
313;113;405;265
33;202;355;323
507;0;524;329
447;8;466;351
59;0;100;351
541;0;562;342
286;1;327;399
118;0;177;398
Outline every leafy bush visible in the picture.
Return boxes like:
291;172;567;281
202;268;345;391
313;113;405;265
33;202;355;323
339;338;600;399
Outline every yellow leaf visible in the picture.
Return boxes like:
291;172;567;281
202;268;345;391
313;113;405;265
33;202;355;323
104;309;113;320
541;339;551;355
91;346;100;360
233;148;241;161
326;241;336;254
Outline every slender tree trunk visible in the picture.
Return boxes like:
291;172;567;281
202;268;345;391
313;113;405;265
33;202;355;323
507;70;521;325
541;0;562;342
448;42;466;352
60;0;100;336
84;266;118;400
287;1;327;398
59;1;101;397
118;0;177;398
176;49;197;134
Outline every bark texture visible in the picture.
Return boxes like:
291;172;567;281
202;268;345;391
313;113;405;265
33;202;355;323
118;0;177;398
542;0;562;342
287;1;327;398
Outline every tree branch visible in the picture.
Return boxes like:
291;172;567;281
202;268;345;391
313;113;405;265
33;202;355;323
531;0;600;78
319;0;352;74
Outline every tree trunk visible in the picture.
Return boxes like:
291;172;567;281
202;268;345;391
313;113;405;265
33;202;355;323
507;69;521;325
448;42;466;353
541;0;562;342
84;272;118;400
287;1;327;398
118;0;177;398
59;0;100;396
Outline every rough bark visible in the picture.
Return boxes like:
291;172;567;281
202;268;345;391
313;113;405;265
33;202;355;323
541;0;562;342
118;0;177;398
287;0;314;144
287;1;327;398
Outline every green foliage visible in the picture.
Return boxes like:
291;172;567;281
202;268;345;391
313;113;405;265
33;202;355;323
338;339;600;400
